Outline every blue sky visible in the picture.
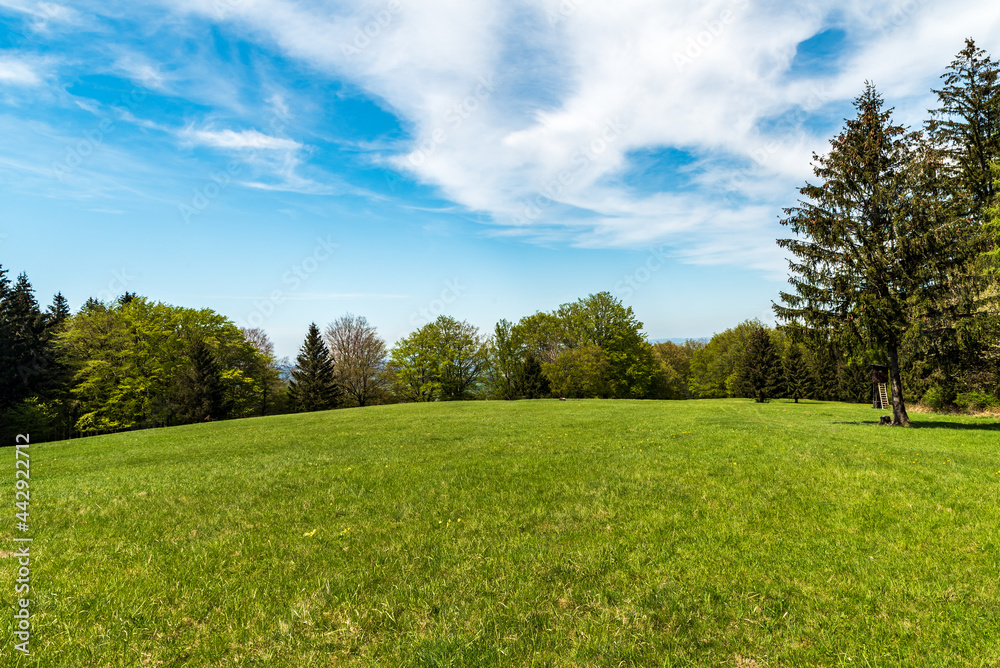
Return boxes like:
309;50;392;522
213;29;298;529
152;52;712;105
1;0;998;359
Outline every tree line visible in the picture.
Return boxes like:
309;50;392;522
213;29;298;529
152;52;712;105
2;39;997;442
0;271;827;445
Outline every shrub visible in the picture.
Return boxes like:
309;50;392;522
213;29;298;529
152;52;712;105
920;386;951;412
955;391;999;413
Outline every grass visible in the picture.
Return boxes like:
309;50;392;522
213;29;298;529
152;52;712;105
2;399;999;667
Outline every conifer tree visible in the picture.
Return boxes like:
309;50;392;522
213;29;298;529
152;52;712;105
47;292;71;327
518;351;550;399
917;41;1000;400
288;323;340;412
1;273;47;410
775;84;970;425
0;264;13;411
783;342;805;403
929;39;999;217
174;338;228;423
733;326;781;403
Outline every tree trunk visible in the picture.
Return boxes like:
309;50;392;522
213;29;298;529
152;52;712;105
886;346;910;426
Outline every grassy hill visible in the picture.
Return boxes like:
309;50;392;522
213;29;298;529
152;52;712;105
3;399;999;666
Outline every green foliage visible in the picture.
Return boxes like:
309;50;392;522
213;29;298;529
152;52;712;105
542;343;611;398
984;161;1000;271
390;316;486;402
0;396;61;443
241;327;288;416
652;340;702;400
928;38;999;217
485;319;524;400
955;391;998;413
555;292;659;399
517;351;550;399
920;385;951;412
688;321;760;398
173;338;229;422
509;293;659;400
289;323;341;412
783;342;805;403
60;296;264;433
732;326;782;402
0;271;50;411
775;84;979;425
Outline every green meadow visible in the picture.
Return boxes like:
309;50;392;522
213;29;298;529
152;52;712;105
2;400;999;667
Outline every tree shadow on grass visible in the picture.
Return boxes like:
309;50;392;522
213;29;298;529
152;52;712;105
832;419;1000;431
908;420;1000;431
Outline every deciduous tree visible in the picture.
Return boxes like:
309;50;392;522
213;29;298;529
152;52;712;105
324;314;388;407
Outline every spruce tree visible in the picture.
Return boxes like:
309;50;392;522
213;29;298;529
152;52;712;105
0;264;13;411
1;273;47;410
517;351;550;399
783;342;805;403
919;40;1000;398
929;39;999;217
734;326;781;403
775;85;969;426
47;292;71;327
289;323;340;412
174;338;228;423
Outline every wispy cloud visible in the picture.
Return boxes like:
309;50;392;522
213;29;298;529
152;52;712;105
0;0;80;27
159;0;1000;273
184;128;303;151
0;56;42;85
6;0;1000;278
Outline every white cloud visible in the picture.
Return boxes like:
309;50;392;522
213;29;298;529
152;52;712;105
166;0;1000;272
0;57;42;85
112;54;169;91
0;0;80;27
186;128;303;151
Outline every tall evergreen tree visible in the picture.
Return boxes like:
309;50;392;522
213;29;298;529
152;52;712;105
2;273;47;410
917;40;1000;401
46;292;71;327
517;351;550;399
733;326;782;403
775;85;970;425
288;323;340;412
0;264;13;412
929;39;1000;217
783;342;805;403
174;338;228;423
